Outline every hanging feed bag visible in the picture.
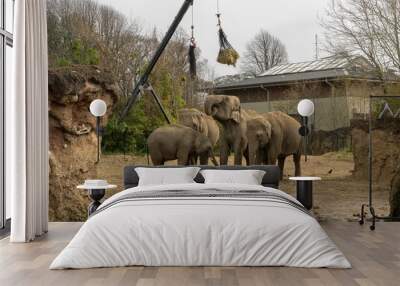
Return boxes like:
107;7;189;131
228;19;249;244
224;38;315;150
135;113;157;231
188;25;197;79
188;37;197;79
188;4;197;79
216;14;239;66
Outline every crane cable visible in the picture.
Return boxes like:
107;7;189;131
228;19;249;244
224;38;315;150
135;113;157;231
216;0;221;24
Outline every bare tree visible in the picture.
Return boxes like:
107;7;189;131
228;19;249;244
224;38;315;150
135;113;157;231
241;29;288;76
47;0;212;110
47;0;146;98
322;0;400;80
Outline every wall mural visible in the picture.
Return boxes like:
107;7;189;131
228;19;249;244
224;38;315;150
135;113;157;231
46;0;400;224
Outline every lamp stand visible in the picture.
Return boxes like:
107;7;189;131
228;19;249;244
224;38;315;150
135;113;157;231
96;116;100;163
302;116;309;162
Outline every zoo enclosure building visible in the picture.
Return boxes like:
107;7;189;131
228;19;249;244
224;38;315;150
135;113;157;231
210;56;400;154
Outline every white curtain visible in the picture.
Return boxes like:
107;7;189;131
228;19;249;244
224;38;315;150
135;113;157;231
7;0;49;242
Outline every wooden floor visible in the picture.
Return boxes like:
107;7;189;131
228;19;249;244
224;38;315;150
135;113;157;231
0;222;399;286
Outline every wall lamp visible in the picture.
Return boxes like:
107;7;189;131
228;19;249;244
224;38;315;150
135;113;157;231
90;99;107;163
297;99;315;162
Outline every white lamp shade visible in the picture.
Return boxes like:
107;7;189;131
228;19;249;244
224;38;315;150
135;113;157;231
90;99;107;117
297;99;315;117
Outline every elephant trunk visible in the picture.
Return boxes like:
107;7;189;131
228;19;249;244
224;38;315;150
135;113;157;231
248;143;259;166
209;149;219;166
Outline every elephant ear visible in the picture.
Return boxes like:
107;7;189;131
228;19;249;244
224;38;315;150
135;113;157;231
205;95;224;116
190;116;199;132
198;114;208;134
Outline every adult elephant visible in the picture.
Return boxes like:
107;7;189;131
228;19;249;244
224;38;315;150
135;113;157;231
177;108;220;146
246;116;272;165
204;95;251;165
147;124;218;166
262;111;302;179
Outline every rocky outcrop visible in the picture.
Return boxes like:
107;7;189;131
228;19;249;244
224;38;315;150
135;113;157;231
48;66;119;221
351;119;400;184
351;118;400;216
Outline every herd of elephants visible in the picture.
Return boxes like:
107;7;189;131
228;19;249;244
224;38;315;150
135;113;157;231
147;95;303;178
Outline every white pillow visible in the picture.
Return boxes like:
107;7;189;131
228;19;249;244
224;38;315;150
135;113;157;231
200;169;266;185
135;167;201;186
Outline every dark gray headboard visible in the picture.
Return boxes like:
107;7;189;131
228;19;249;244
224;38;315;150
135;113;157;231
123;165;281;190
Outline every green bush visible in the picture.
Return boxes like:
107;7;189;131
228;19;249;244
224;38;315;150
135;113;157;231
54;39;100;67
102;66;186;155
71;40;100;65
102;99;174;155
102;118;136;154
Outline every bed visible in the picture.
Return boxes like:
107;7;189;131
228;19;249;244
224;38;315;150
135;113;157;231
50;165;351;269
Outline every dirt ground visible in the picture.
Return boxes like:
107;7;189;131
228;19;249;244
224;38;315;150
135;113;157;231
96;152;390;221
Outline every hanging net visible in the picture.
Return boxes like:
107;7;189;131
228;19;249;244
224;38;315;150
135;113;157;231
216;13;239;66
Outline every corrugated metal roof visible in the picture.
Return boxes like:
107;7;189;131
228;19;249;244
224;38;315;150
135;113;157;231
259;57;352;76
214;69;349;90
213;56;376;91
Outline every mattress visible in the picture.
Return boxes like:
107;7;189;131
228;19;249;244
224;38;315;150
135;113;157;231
50;183;351;269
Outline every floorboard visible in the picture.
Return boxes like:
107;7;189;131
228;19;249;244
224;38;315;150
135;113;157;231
0;222;399;286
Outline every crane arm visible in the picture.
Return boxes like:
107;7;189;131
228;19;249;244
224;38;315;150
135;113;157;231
119;0;194;121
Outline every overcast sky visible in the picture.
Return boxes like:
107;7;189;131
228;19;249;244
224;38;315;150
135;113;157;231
96;0;330;77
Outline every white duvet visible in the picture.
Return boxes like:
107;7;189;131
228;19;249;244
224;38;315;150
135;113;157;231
50;183;351;269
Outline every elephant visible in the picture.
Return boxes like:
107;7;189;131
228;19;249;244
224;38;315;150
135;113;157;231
177;108;220;146
246;116;272;165
147;124;219;166
262;111;302;179
205;95;251;165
